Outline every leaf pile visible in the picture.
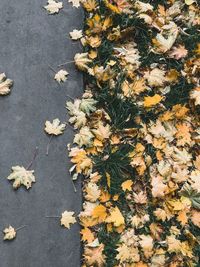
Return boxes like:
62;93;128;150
66;0;200;266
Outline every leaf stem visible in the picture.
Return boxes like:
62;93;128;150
27;147;38;170
58;60;75;67
16;225;27;231
46;135;53;156
71;179;77;193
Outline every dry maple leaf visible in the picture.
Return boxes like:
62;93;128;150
175;123;191;146
172;147;192;164
84;182;101;202
92;204;107;222
190;87;200;106
121;179;133;191
69;29;83;40
84;243;105;267
44;0;63;14
7;166;36;189
144;94;162;108
74;53;92;71
0;73;13;96
106;206;125;227
80;227;95;243
92;122;111;141
169;45;188;60
44;118;65;135
167;235;181;253
60;211;76;229
144;68;166;86
3;226;16;240
191;210;200;227
74;126;94;147
68;0;80;8
133;191;147;204
54;69;69;83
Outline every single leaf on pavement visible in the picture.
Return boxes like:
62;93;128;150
68;0;80;8
45;118;66;136
44;0;63;14
0;73;13;96
69;29;83;40
7;166;36;189
60;211;76;229
54;69;69;83
3;226;16;240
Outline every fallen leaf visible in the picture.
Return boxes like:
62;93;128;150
84;243;105;267
44;0;63;14
92;205;107;222
0;73;13;96
121;180;133;191
54;69;69;83
185;0;195;5
106;206;124;227
68;0;80;8
81;227;95;243
60;211;76;229
144;94;162;108
144;68;166;86
44;118;65;135
3;226;16;240
7;166;36;189
69;29;83;40
74;53;92;71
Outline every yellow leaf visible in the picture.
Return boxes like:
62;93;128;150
144;94;162;108
106;172;111;188
92;205;107;222
80;227;95;243
60;211;76;229
121;180;133;191
106;206;125;227
177;211;188;226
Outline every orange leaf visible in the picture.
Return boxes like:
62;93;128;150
144;94;162;108
121;179;133;191
81;227;95;243
92;205;107;222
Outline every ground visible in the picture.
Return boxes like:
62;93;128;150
0;1;83;266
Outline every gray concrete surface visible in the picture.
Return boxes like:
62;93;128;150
0;1;83;266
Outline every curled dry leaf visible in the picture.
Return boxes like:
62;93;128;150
74;53;92;71
3;226;16;240
44;118;66;135
0;73;13;96
44;0;63;14
60;211;76;229
7;166;36;189
69;29;83;40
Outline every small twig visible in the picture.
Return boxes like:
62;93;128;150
46;135;53;156
71;179;77;193
58;60;75;67
48;65;57;73
26;147;38;170
16;225;27;231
